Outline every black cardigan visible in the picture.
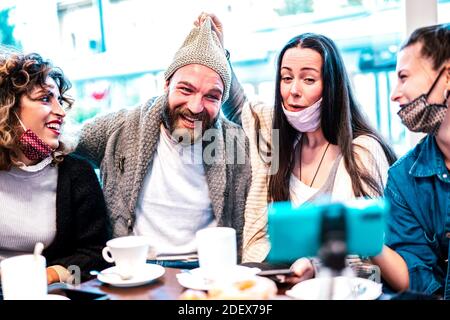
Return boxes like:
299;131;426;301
42;154;111;281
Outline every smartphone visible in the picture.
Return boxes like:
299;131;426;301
257;269;295;277
0;285;108;301
267;198;388;263
49;288;109;300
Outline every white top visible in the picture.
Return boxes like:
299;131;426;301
0;157;57;261
289;174;320;207
133;127;216;256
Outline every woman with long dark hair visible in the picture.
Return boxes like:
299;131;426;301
256;34;406;288
235;33;398;262
269;33;396;201
196;13;407;290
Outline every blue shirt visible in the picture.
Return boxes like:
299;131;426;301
385;135;450;298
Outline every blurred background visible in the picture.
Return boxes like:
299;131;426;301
1;0;449;155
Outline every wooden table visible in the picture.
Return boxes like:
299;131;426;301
77;267;291;300
78;267;186;300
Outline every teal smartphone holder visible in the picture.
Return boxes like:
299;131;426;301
267;198;388;266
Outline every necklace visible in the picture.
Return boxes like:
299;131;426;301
298;135;331;188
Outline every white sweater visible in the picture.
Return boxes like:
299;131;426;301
241;101;390;263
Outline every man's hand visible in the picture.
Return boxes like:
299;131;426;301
194;12;224;48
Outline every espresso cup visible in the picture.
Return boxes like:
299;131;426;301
0;254;48;300
102;236;150;280
196;227;237;281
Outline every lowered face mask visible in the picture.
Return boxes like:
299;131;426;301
282;98;322;132
14;113;54;161
397;68;448;135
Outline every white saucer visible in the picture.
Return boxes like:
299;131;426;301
43;294;71;300
97;263;165;288
176;265;261;291
286;276;382;300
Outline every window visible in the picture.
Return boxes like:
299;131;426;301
438;0;450;23
3;0;437;154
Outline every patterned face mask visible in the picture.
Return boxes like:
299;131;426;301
14;113;54;161
397;68;448;135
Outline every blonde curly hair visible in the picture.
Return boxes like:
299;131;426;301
0;48;74;170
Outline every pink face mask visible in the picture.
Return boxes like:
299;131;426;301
15;113;54;161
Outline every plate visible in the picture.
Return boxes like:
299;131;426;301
176;265;261;291
286;276;382;300
97;263;165;287
43;294;71;300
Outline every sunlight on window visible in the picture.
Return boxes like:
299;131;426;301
438;0;450;23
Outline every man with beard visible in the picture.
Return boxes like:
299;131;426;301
75;17;250;268
384;23;450;298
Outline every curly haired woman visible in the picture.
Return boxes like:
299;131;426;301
0;48;110;284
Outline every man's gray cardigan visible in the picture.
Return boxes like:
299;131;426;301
75;96;251;260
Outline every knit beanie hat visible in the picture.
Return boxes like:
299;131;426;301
164;17;231;102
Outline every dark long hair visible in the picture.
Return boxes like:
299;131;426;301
267;33;397;201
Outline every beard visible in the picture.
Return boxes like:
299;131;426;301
161;94;217;145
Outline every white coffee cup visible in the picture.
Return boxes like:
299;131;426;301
102;236;150;280
0;254;48;300
196;227;237;281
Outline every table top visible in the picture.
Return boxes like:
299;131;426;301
73;267;293;300
55;268;405;301
78;267;187;300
